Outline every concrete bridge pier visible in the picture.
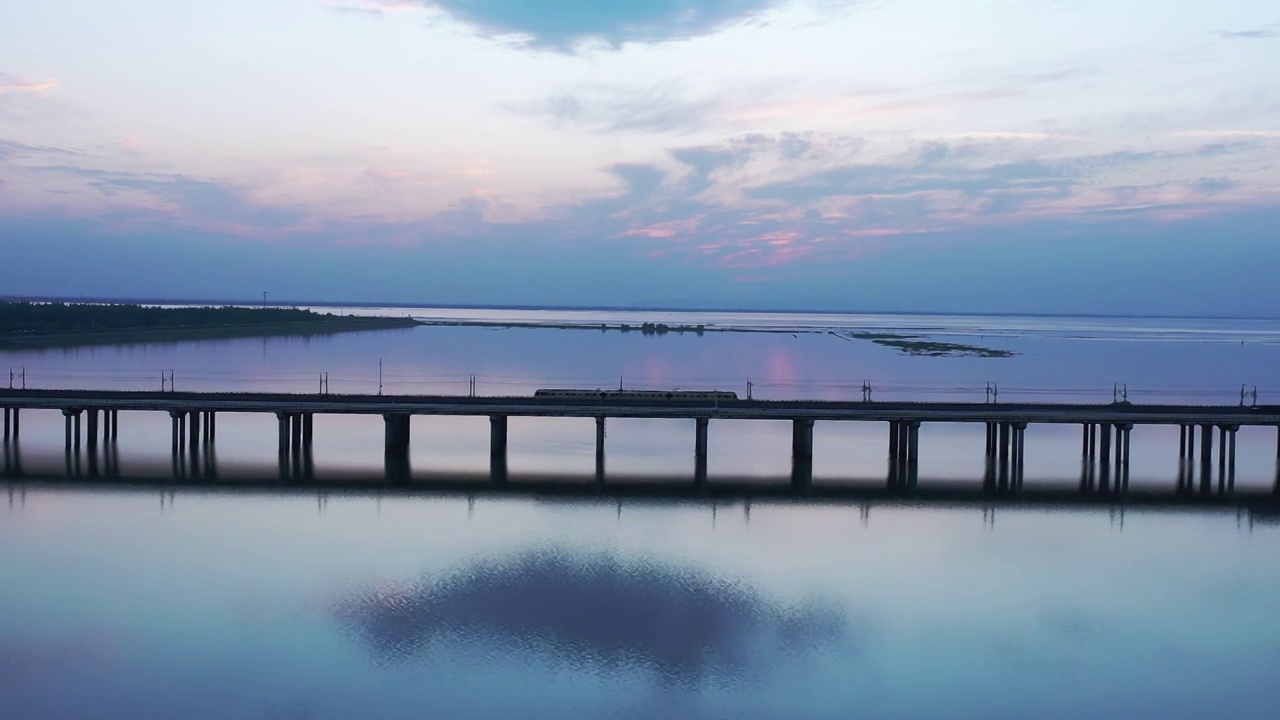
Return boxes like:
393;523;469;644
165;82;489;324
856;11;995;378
87;409;99;453
277;412;296;481
997;422;1010;490
277;412;290;454
489;414;508;483
594;416;606;486
187;411;204;478
1115;423;1132;492
383;414;411;483
906;420;920;491
1177;424;1189;491
888;421;902;488
1226;425;1238;493
985;422;997;490
189;410;201;453
2;406;20;444
85;409;101;477
1098;424;1113;492
791;418;814;493
1199;423;1213;494
63;409;80;453
301;413;313;449
694;417;709;488
172;411;185;453
289;412;302;458
1217;425;1229;494
1011;422;1026;491
1185;424;1198;492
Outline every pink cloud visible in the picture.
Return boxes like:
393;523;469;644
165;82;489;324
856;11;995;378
0;78;56;94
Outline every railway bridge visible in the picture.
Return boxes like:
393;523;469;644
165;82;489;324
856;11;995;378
3;388;1279;502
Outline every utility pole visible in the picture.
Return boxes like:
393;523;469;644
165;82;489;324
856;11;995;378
378;358;383;396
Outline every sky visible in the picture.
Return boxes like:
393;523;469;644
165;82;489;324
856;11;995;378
0;0;1277;315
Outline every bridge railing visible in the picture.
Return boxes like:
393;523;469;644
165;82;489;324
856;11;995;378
5;366;1273;406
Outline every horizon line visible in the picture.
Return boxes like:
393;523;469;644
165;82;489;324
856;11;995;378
1;294;1275;323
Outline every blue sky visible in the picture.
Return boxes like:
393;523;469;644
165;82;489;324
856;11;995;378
0;0;1277;314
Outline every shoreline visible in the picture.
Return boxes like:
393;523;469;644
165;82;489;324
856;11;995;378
0;317;422;350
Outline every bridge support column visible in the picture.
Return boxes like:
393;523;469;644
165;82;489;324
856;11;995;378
1098;423;1112;492
906;420;920;490
277;412;290;454
383;414;410;483
189;411;202;454
489;414;507;482
1116;423;1131;492
887;421;900;488
289;412;302;455
791;418;814;493
63;409;77;453
86;409;99;454
1011;422;1026;491
111;410;119;441
1088;423;1097;460
984;422;997;490
3;407;9;441
694;417;709;488
1199;423;1213;494
172;411;184;453
302;413;314;448
1217;425;1228;494
1227;425;1238;493
10;408;17;440
595;416;606;485
1185;424;1197;492
997;422;1010;490
1179;424;1187;460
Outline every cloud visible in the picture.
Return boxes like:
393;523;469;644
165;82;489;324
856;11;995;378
326;5;386;19
1216;24;1279;40
0;77;57;95
505;82;720;134
411;0;786;50
1188;177;1239;195
25;165;309;237
0;138;82;159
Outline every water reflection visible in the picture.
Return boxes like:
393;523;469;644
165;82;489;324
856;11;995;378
333;548;849;684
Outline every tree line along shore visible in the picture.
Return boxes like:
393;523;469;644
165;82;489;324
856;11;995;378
0;301;420;348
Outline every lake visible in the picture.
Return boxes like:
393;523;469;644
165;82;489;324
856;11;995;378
2;308;1280;718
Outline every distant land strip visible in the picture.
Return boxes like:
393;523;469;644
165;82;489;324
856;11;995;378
0;302;420;349
414;319;1015;357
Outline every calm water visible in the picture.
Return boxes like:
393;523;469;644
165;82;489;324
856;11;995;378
3;309;1280;717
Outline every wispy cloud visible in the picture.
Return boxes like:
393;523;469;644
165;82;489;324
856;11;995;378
0;77;57;95
0;138;82;159
505;82;720;134
1216;24;1280;40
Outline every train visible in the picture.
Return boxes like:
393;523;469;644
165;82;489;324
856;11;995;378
534;389;739;401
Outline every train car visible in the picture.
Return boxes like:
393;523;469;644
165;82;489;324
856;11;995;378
534;389;739;401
